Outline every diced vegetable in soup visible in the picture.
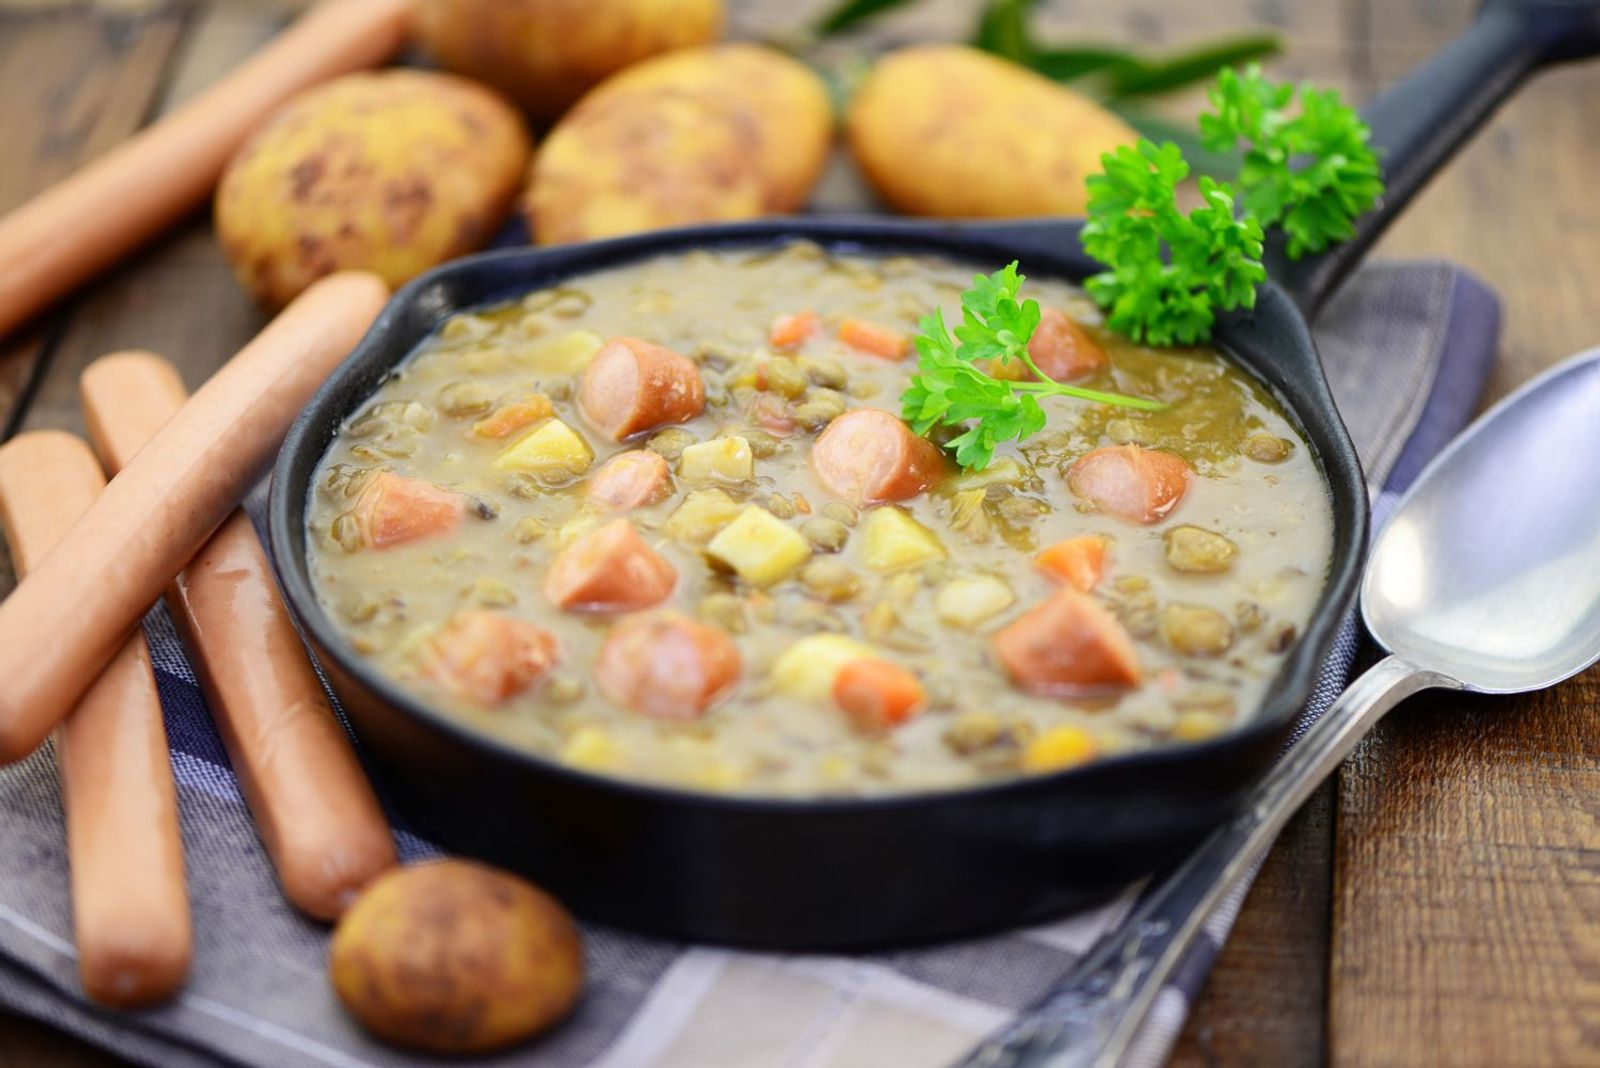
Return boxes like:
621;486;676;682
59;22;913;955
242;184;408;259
306;242;1333;796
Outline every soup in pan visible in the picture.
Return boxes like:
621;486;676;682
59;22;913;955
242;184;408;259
305;241;1333;796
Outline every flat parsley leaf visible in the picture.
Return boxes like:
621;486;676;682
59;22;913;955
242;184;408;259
1199;64;1382;259
901;263;1163;471
1081;141;1266;346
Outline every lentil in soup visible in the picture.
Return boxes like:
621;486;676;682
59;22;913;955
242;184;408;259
305;241;1333;796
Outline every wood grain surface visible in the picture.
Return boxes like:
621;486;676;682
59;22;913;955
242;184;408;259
1;1;1598;1066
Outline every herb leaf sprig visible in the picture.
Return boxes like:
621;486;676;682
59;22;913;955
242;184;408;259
1081;141;1267;346
901;263;1163;471
1199;65;1383;259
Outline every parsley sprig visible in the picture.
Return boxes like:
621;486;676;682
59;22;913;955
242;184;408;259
1081;141;1267;346
1200;65;1383;259
901;263;1163;471
1084;67;1382;344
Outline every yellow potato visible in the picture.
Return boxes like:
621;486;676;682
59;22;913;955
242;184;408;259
413;0;724;123
846;45;1137;217
217;71;531;308
525;44;832;245
329;859;583;1054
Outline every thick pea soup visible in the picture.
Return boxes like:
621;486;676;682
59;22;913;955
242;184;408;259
306;241;1332;796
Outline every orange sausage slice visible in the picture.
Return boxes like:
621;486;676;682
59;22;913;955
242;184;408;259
1026;309;1107;381
992;588;1142;695
421;610;559;705
81;350;396;922
352;471;466;548
578;336;705;440
543;518;677;613
587;450;672;512
1067;445;1191;524
0;432;190;1007
811;409;946;505
595;612;741;720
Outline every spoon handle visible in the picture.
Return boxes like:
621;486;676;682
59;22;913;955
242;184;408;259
957;654;1461;1068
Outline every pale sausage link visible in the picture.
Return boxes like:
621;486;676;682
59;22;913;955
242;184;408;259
0;270;389;763
0;0;411;339
81;351;396;921
0;432;191;1007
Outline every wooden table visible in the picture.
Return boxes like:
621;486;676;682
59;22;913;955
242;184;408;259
1;1;1597;1065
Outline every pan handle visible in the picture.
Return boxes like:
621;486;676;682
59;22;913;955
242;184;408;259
1274;0;1600;315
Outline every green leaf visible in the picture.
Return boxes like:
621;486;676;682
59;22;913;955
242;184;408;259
900;263;1165;471
1081;139;1266;346
1105;34;1282;98
971;0;1040;62
1198;64;1381;259
1111;108;1242;179
1026;46;1141;83
811;0;919;37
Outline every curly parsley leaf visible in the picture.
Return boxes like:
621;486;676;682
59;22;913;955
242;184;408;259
901;263;1164;471
1199;64;1383;259
1081;141;1266;346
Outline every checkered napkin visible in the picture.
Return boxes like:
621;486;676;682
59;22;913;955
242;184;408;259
0;261;1498;1068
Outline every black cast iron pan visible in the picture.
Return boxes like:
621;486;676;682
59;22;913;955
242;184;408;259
268;0;1600;949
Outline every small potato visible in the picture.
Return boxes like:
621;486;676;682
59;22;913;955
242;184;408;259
414;0;724;123
329;859;582;1054
217;71;532;307
526;44;832;245
846;46;1137;217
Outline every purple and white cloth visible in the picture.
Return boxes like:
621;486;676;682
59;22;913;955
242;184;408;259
0;260;1498;1068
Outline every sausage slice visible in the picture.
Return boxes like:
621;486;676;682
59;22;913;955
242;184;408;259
992;588;1142;695
352;471;465;548
1026;309;1107;381
595;612;741;720
421;610;559;705
587;450;672;512
1067;445;1190;524
578;336;705;440
543;518;677;613
811;409;945;505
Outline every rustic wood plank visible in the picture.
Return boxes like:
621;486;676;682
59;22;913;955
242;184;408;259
1330;2;1600;1065
0;6;186;430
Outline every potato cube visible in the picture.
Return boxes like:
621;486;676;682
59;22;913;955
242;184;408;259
706;505;812;587
516;329;603;374
935;575;1015;629
492;418;593;476
663;489;745;543
771;634;878;700
561;726;620;771
860;506;946;571
678;436;754;484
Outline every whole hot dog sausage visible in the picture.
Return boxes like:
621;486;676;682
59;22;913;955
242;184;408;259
0;0;411;339
0;432;191;1007
81;351;396;921
0;270;388;764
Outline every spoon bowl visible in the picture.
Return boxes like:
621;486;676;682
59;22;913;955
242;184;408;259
1366;349;1600;693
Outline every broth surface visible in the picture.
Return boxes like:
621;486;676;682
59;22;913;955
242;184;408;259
306;242;1333;796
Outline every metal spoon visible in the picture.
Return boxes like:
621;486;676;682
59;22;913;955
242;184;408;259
962;348;1600;1068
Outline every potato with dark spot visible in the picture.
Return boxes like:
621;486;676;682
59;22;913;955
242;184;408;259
414;0;724;123
846;46;1137;217
329;859;582;1054
217;72;532;308
525;44;831;245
